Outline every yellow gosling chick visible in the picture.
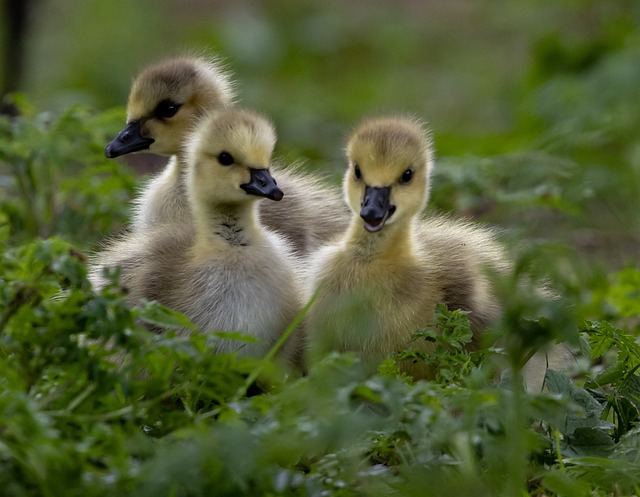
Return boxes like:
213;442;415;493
105;56;348;254
94;108;302;363
304;116;508;379
105;56;236;232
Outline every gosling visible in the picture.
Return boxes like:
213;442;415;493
95;108;302;362
105;56;236;233
304;116;508;379
105;56;348;254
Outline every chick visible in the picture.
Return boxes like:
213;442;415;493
305;116;508;378
94;108;302;363
105;56;235;232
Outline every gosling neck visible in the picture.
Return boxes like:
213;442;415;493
174;151;190;176
345;214;418;263
158;153;188;190
192;200;262;250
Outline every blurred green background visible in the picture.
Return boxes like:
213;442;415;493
2;0;639;267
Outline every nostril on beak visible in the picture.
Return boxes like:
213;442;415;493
121;131;130;143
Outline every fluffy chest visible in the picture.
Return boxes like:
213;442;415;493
308;246;441;351
172;239;300;348
315;248;427;303
187;240;296;309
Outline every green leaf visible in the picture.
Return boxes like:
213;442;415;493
585;361;626;389
620;374;640;411
544;368;574;396
135;300;196;330
542;470;593;497
544;369;612;440
583;320;640;372
614;426;640;463
566;427;615;457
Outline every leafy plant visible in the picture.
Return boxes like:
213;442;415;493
392;304;497;386
2;232;640;496
0;95;135;247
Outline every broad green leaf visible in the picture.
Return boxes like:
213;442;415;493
542;470;593;497
135;301;196;330
566;427;615;457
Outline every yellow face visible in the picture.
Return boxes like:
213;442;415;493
121;58;234;156
343;117;433;231
187;108;280;206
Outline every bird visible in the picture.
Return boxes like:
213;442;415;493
92;107;303;364
105;55;236;233
304;115;509;379
104;55;349;255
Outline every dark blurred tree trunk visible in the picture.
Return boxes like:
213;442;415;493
1;0;33;115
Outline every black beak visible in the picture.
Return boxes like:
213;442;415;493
240;168;284;201
104;121;155;158
360;186;396;232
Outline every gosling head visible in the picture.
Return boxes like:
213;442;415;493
186;108;283;209
105;56;235;158
344;116;434;233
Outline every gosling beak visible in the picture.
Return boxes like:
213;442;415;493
360;186;396;232
240;168;284;201
104;121;155;158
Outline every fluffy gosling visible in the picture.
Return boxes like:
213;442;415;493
94;108;302;363
304;116;508;378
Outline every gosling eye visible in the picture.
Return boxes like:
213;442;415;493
218;151;234;166
354;164;362;181
399;168;414;184
154;99;181;119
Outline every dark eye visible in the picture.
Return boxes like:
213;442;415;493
154;99;181;119
400;168;414;184
218;152;234;166
354;164;362;180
